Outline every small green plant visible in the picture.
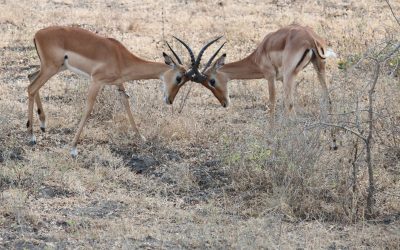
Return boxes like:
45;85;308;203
67;219;77;227
225;151;242;165
337;54;362;70
247;143;272;170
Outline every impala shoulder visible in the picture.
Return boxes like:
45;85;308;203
106;37;122;45
106;37;131;52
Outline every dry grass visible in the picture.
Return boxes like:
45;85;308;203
1;0;400;248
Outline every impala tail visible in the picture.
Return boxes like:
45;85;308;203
325;48;337;58
295;49;313;73
312;38;336;59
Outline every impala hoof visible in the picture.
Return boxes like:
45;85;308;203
330;141;338;151
221;100;230;108
29;135;36;145
330;145;338;151
70;147;78;158
163;96;173;105
40;121;46;132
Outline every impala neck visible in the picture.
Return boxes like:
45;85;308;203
122;54;170;81
220;53;264;80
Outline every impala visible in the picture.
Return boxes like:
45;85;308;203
27;26;195;157
186;24;336;119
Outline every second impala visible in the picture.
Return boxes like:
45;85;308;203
186;24;336;119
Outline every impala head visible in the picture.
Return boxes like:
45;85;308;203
179;37;230;107
161;51;189;105
161;39;196;105
201;53;230;107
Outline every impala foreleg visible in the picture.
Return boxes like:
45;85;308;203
266;76;276;123
70;82;102;157
118;84;145;142
35;92;46;132
27;68;56;144
283;73;297;116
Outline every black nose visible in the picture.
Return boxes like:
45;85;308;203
222;102;227;108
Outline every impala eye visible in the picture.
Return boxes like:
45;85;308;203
209;79;216;87
176;76;182;84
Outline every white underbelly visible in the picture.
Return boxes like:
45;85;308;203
64;51;92;78
65;63;91;78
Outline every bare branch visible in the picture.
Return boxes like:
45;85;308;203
382;43;400;63
178;83;193;113
385;0;400;26
318;122;367;141
365;59;380;217
367;58;380;98
391;58;399;77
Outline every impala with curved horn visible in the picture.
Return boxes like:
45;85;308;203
27;26;192;157
173;36;228;106
189;24;337;116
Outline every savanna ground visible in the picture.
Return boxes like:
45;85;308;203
1;0;399;248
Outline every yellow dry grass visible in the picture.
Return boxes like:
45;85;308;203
0;0;399;248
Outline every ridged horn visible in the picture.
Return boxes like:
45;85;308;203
202;42;226;72
165;41;182;65
194;36;223;68
173;36;196;66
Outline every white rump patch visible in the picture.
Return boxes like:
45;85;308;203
325;48;337;58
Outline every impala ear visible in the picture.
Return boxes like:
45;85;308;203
163;52;177;67
212;53;226;71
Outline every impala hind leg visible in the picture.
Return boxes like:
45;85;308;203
70;82;102;157
118;84;145;142
312;59;337;150
282;47;314;117
28;70;40;83
27;68;57;144
312;59;331;120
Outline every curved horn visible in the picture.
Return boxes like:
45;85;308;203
165;41;182;65
173;36;196;66
194;36;223;68
184;36;224;83
202;42;226;72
